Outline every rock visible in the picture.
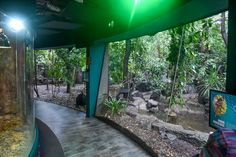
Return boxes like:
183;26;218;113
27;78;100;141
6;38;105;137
160;130;166;138
131;91;143;98
146;103;152;109
143;95;151;101
152;121;209;146
136;114;158;130
132;97;147;110
132;96;144;102
139;102;147;110
168;111;177;123
204;103;209;113
148;107;159;113
198;95;209;105
125;106;138;118
142;91;153;100
164;108;171;113
167;133;177;141
136;82;152;92
148;99;158;107
183;84;197;94
152;120;184;132
150;91;161;101
169;104;204;115
161;89;171;97
168;111;177;117
116;88;130;100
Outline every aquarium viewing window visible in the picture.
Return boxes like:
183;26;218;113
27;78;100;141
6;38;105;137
209;90;236;130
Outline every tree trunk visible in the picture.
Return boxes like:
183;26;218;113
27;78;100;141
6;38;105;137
221;12;228;46
66;82;71;93
72;68;76;87
123;39;131;88
34;52;39;97
34;86;40;98
66;65;72;93
46;78;49;90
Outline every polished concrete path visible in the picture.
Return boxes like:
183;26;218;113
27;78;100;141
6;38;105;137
35;101;150;157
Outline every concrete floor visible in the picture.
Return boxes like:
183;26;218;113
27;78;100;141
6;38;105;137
35;101;150;157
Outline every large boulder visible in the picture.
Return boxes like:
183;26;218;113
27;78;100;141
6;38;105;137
132;97;147;110
136;114;158;130
152;121;209;146
131;90;143;98
142;91;153;101
125;106;138;118
147;99;158;107
136;82;152;92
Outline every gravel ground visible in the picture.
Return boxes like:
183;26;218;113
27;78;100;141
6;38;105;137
35;84;201;157
108;114;200;157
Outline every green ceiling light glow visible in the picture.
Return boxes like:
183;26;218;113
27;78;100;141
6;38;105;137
108;20;115;28
115;0;181;28
129;0;139;27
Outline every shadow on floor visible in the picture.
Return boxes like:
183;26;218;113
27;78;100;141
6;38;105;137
36;118;65;157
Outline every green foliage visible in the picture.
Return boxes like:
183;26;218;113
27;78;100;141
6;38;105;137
104;98;126;115
35;48;86;88
109;41;126;83
54;48;80;86
108;12;227;106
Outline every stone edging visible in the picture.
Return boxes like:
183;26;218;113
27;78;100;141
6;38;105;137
96;116;158;157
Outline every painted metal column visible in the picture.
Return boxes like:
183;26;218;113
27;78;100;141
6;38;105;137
86;43;106;117
226;0;236;93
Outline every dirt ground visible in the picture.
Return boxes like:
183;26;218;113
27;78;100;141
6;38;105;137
34;84;85;111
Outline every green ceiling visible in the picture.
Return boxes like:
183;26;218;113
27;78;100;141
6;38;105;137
0;0;228;49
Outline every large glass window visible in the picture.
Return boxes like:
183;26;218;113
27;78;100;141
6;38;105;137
0;20;35;157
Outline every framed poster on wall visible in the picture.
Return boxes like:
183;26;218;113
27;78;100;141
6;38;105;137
209;89;236;130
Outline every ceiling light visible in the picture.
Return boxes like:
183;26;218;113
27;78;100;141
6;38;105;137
8;19;25;32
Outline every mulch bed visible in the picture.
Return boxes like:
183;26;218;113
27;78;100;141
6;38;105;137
98;114;200;157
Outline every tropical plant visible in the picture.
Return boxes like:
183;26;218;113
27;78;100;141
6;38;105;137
104;98;126;115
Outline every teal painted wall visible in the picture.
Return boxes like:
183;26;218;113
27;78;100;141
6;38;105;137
226;0;236;94
86;43;106;117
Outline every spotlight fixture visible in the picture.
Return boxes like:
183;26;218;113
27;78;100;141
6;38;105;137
8;19;25;32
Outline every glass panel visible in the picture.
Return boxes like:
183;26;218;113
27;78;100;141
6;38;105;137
0;23;35;156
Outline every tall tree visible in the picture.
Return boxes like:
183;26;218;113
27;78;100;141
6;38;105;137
123;39;131;88
221;12;228;46
55;48;80;93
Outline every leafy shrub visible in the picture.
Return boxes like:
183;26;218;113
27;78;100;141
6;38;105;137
104;98;126;115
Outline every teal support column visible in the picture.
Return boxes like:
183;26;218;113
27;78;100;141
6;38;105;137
86;43;106;117
226;0;236;93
